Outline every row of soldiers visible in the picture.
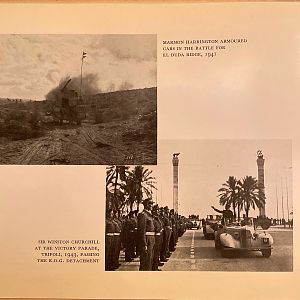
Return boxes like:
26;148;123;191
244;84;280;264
105;198;187;271
271;218;293;228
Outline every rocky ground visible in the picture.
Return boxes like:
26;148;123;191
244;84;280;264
0;116;156;165
0;87;157;165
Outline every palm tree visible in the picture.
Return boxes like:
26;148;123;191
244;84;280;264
106;165;156;213
106;166;129;213
238;176;265;217
218;176;239;219
124;166;156;212
106;166;116;192
236;180;244;221
106;166;117;210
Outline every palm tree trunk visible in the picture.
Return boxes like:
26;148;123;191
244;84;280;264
232;201;236;220
130;201;133;212
113;167;119;211
246;202;249;218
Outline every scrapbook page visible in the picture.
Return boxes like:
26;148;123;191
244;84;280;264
0;2;299;300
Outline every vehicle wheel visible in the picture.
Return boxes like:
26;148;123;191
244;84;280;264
215;239;221;250
221;248;230;258
262;224;270;230
261;249;271;258
220;245;233;258
221;249;233;258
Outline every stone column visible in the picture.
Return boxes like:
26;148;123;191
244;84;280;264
256;150;266;216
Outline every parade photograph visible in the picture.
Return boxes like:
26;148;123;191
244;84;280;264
105;139;293;272
0;34;157;165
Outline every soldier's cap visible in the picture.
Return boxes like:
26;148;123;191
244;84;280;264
152;204;159;210
170;209;174;212
164;206;169;211
142;198;154;205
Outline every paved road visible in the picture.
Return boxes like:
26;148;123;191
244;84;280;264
163;228;293;272
118;228;293;272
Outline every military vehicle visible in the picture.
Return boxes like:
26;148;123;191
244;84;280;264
47;79;86;125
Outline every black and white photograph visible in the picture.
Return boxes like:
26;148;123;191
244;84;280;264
0;34;157;165
0;2;299;300
105;140;293;272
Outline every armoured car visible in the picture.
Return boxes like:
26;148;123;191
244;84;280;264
47;79;86;125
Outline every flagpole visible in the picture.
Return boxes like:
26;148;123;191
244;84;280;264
80;51;87;100
281;177;285;221
80;55;83;99
286;177;290;222
276;184;279;220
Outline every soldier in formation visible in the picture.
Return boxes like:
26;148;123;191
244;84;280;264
105;208;124;271
152;204;163;271
137;198;156;270
105;208;115;271
123;211;137;262
105;200;188;271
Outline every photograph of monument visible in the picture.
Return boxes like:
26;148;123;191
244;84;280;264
105;139;293;272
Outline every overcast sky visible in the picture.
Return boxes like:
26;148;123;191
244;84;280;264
0;34;157;100
148;139;293;219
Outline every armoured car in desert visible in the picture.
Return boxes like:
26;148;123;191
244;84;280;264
47;79;86;125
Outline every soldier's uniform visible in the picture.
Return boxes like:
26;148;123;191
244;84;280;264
169;210;176;252
178;216;185;237
162;207;172;259
152;207;163;271
124;213;136;262
175;213;179;243
159;208;167;262
105;214;115;271
138;206;155;271
132;213;138;257
112;216;122;270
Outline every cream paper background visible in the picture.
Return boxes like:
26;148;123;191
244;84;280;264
0;3;299;300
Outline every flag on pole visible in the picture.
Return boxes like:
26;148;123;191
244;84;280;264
82;51;87;59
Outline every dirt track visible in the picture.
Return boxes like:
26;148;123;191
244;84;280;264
0;120;156;165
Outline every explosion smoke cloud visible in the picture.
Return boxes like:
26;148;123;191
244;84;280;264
45;73;101;100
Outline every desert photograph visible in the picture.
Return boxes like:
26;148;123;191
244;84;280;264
0;34;157;165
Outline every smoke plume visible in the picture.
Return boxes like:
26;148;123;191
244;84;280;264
45;73;101;100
